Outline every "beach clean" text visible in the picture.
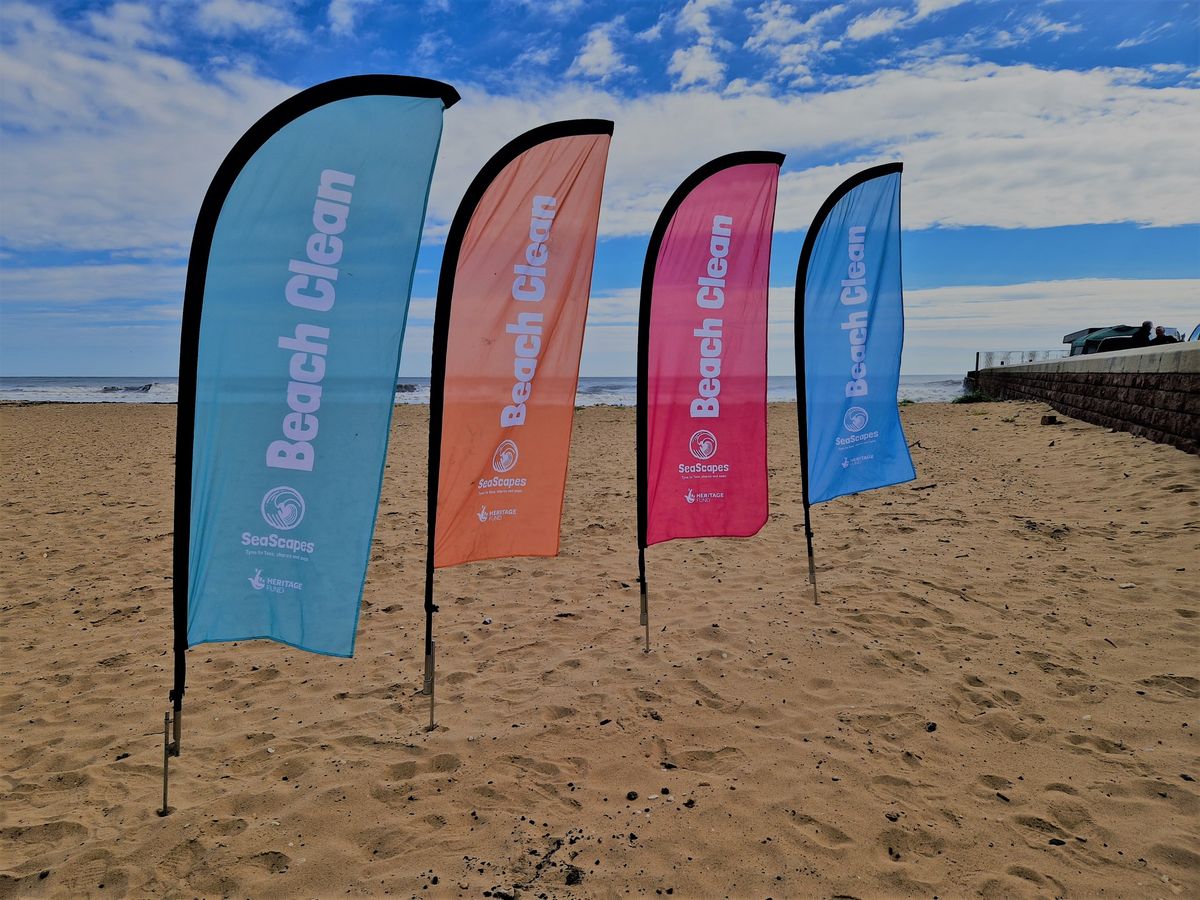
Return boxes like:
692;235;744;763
501;195;558;428
691;215;733;418
267;169;355;471
840;225;870;398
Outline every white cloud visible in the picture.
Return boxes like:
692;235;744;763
430;61;1199;239
195;0;301;39
328;0;377;37
572;279;1200;376
0;2;292;254
0;263;186;304
512;0;583;18
912;0;968;21
745;1;844;50
743;1;844;82
899;278;1199;371
1;5;1197;265
87;3;168;46
846;7;909;41
676;0;732;38
634;14;668;42
567;19;635;81
669;0;733;88
668;41;727;87
1116;23;1173;50
516;45;558;67
990;12;1082;48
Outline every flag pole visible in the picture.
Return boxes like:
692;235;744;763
164;154;212;812
638;546;649;652
635;178;654;653
423;251;449;729
795;216;818;605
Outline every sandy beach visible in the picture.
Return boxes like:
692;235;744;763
1;401;1197;898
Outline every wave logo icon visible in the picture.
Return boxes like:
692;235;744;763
492;439;519;473
477;505;489;523
684;488;696;504
248;569;265;590
261;486;305;531
843;406;869;433
688;429;718;460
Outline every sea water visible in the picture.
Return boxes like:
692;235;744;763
0;374;965;405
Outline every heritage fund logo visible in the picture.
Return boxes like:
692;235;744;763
688;429;718;460
261;486;306;530
843;406;869;433
247;568;303;594
492;439;519;473
477;504;517;523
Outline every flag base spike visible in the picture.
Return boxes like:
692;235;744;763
158;710;173;817
424;642;436;732
640;583;650;653
421;649;434;697
807;553;819;605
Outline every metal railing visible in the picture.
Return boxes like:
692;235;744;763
974;349;1069;370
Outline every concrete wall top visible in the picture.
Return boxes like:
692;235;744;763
979;342;1199;376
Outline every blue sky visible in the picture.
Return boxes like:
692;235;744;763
1;0;1197;376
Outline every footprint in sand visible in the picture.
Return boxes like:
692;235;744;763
787;811;853;849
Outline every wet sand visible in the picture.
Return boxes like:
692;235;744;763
1;401;1197;897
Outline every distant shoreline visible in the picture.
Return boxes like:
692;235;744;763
0;374;968;405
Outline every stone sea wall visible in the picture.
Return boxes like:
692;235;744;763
967;343;1199;454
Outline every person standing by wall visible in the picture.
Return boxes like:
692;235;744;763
1149;325;1178;346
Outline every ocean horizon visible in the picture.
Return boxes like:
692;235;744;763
0;374;967;406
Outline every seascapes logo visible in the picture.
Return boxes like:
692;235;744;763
242;532;316;554
261;486;305;530
843;406;869;433
478;475;527;490
689;429;718;460
678;462;730;474
492;439;519;473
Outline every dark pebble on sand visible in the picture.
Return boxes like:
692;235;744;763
661;787;670;795
629;833;638;842
115;752;130;761
996;792;1009;802
1049;838;1066;846
683;799;695;808
627;791;638;801
925;722;937;732
565;867;583;886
